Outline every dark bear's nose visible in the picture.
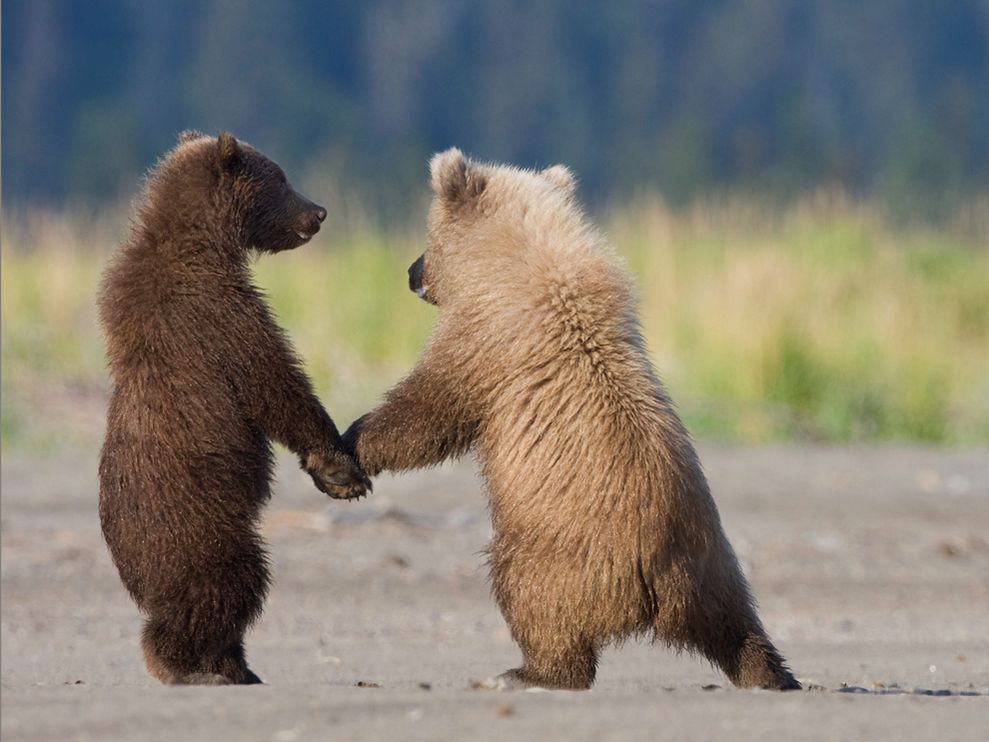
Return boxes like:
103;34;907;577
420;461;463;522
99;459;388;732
408;255;424;293
315;207;327;223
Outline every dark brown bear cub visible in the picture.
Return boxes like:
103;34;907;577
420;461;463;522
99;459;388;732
345;149;799;691
98;131;369;685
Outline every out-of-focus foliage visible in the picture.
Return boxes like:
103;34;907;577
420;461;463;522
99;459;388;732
2;198;986;450
3;0;988;213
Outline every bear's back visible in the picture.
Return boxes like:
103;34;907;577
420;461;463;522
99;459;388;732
99;238;258;451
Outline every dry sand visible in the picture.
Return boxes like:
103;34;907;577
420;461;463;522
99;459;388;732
2;444;987;741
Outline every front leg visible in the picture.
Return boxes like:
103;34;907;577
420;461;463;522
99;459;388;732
221;297;370;499
252;357;371;499
343;361;477;477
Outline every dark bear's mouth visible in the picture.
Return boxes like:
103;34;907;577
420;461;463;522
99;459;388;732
295;230;315;243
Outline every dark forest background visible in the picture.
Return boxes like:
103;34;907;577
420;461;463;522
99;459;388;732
3;2;988;448
4;0;989;215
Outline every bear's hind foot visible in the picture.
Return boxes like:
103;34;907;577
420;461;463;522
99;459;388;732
738;665;802;691
731;634;802;691
165;668;263;686
240;666;263;685
471;669;534;691
167;672;233;686
473;668;591;691
472;670;539;691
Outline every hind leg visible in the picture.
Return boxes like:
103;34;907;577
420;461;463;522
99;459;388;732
488;551;600;690
677;612;800;690
211;639;263;685
493;593;598;689
496;634;598;690
140;541;269;685
142;619;263;685
656;561;800;690
726;629;800;690
141;618;226;684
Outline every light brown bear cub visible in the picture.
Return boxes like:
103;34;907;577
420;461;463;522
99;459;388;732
345;149;800;691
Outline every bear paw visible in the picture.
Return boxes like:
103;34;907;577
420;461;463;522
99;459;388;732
304;450;372;500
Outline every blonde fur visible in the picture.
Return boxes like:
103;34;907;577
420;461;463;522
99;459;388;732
346;149;799;690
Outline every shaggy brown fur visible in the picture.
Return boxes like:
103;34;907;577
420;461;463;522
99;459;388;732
98;131;369;685
345;148;800;691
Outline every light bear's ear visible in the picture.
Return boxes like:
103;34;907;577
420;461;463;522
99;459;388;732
541;164;576;196
430;148;487;205
177;129;205;145
217;131;243;172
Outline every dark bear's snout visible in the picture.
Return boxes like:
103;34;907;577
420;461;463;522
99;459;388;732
296;197;327;239
255;185;328;252
409;254;433;303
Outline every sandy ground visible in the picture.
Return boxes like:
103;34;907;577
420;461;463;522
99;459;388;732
2;443;987;741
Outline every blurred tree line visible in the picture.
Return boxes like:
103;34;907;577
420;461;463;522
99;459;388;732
3;0;988;214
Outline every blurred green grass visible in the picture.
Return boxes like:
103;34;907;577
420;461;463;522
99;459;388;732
2;194;987;452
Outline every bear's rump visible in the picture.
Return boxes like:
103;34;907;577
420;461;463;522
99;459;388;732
480;392;720;636
99;443;270;610
99;392;272;609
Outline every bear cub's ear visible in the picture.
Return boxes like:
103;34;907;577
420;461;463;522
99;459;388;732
217;131;243;172
541;164;577;196
430;148;487;205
